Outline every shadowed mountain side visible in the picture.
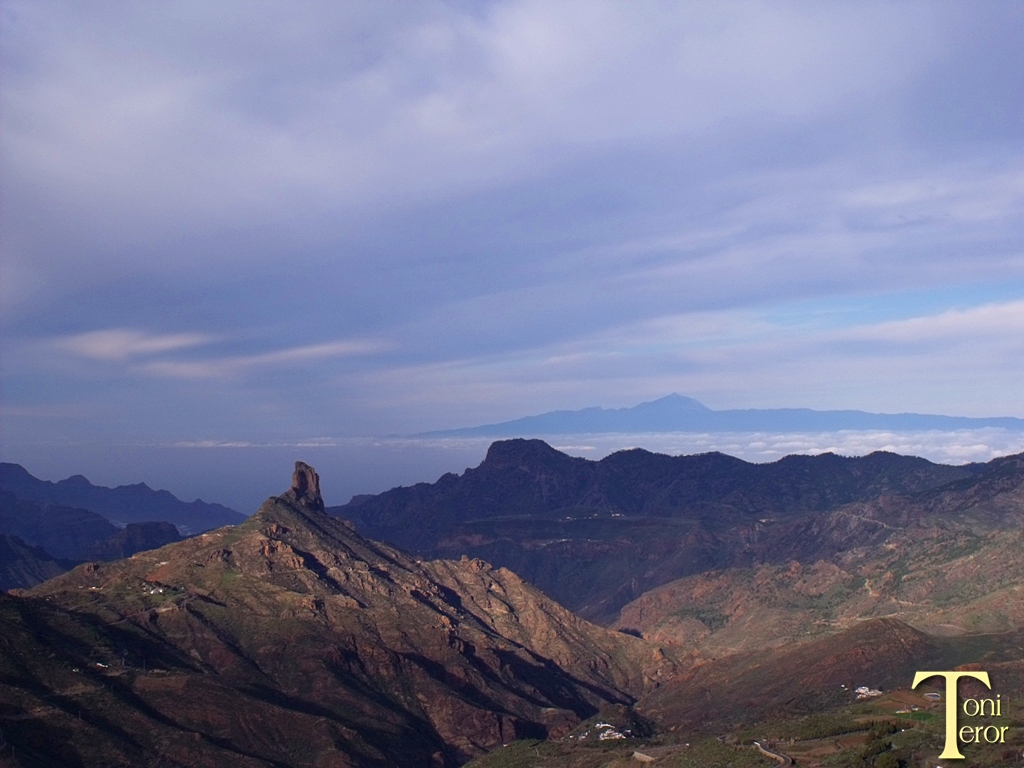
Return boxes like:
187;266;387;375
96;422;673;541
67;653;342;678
0;491;182;586
0;591;302;768
82;521;182;562
880;451;1024;528
0;462;244;534
419;394;1024;436
335;440;978;542
0;534;66;590
18;463;673;767
0;489;118;561
329;440;989;623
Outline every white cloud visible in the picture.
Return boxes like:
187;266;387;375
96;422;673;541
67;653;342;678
170;437;342;448
166;430;1024;467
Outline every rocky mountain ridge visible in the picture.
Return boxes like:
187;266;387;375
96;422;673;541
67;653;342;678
6;453;1024;767
0;463;242;588
0;490;183;588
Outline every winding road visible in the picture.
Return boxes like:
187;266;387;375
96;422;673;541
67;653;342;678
753;740;795;766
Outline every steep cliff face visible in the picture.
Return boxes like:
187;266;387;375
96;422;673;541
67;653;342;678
82;521;182;561
13;463;670;767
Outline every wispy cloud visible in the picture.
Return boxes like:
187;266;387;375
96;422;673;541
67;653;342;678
54;328;216;360
837;301;1024;345
170;437;342;448
341;296;1024;430
141;339;388;379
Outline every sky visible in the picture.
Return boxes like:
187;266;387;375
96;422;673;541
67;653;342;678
2;2;1023;511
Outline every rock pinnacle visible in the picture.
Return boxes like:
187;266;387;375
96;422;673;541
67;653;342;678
285;461;325;512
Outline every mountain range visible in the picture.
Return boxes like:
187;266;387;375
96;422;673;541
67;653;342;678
5;446;1024;766
0;463;243;534
419;393;1024;436
329;439;991;623
0;463;245;590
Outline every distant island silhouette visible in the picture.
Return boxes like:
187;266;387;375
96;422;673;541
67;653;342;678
418;394;1024;436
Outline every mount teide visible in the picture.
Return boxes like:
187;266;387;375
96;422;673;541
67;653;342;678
7;463;669;767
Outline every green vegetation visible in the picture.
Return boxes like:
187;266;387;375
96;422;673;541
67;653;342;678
857;721;897;763
464;736;776;768
927;534;984;565
658;738;776;768
894;711;935;722
740;713;866;742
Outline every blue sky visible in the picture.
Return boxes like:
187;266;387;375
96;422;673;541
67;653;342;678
2;2;1023;509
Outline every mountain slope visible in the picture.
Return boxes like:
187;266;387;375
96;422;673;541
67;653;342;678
0;463;244;534
613;453;1024;652
13;463;670;767
82;521;182;561
635;618;994;729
